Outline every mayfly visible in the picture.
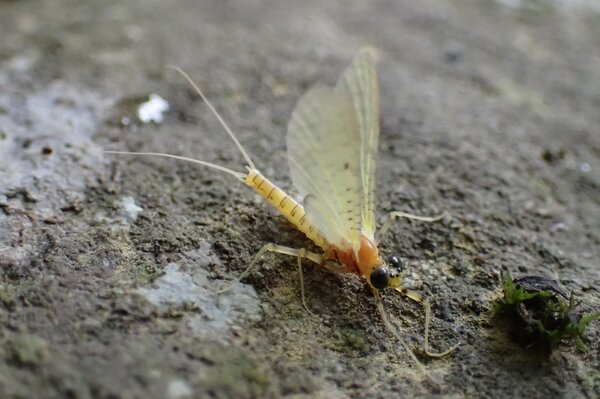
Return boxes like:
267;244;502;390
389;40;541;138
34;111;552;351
107;48;458;380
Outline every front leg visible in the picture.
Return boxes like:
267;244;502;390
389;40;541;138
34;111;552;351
394;287;459;357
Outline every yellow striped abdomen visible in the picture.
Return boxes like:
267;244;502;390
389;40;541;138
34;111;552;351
245;169;329;250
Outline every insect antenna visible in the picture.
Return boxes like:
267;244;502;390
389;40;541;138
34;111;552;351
105;66;258;181
103;151;247;181
167;66;256;171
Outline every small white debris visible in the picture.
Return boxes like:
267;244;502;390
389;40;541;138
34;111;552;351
580;163;591;173
118;196;143;221
167;379;193;399
549;222;567;232
137;94;170;123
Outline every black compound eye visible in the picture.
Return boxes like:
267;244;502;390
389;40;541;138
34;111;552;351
388;256;403;272
370;267;389;290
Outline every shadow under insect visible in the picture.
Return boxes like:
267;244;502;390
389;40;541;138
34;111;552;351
494;272;599;352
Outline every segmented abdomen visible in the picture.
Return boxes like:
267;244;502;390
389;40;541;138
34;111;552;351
245;169;329;251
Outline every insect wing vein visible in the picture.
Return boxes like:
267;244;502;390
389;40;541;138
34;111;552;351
287;85;363;251
336;48;380;241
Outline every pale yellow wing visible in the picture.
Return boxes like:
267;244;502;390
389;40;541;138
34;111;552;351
286;85;362;252
336;48;380;241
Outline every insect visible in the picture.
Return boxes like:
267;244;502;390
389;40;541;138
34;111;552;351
107;48;458;381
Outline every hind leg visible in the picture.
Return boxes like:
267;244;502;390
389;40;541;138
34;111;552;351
216;244;323;313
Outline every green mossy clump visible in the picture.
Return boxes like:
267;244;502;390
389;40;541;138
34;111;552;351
495;271;599;351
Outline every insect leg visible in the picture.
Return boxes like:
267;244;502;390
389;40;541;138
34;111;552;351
216;243;323;296
377;211;446;242
373;289;439;387
296;249;317;316
394;287;459;357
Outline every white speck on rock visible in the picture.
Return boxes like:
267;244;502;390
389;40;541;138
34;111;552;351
137;94;169;123
580;163;591;173
549;222;567;232
167;379;193;399
118;196;143;221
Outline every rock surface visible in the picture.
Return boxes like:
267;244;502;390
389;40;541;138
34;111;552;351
0;0;598;397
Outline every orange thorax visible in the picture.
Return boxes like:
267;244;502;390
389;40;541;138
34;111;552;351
328;235;381;277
